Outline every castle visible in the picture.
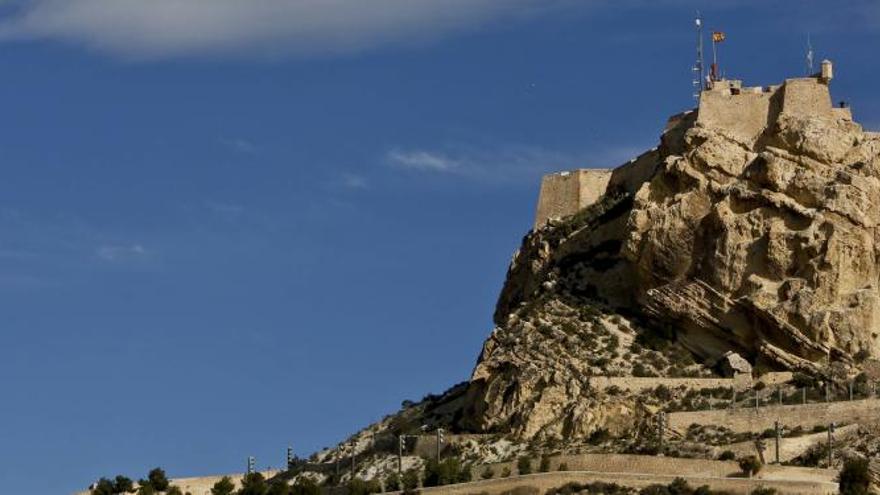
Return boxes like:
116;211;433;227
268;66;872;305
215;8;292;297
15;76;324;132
534;61;855;228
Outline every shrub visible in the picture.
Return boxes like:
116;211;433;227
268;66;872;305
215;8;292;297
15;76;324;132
423;458;469;487
165;487;183;495
384;472;401;492
91;478;115;495
267;480;291;495
210;477;236;495
539;456;551;473
588;428;611;445
738;456;762;477
517;456;533;475
147;468;170;492
480;467;494;480
501;467;512;478
401;468;420;490
717;450;736;461
839;457;871;495
348;478;381;495
749;488;776;495
291;477;320;495
239;472;268;495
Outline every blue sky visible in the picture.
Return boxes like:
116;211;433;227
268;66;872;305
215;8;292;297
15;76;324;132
0;1;877;493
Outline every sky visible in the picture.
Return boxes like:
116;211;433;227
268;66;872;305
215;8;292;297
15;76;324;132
0;1;877;493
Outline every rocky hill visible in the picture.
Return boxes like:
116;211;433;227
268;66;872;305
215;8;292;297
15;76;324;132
81;71;880;494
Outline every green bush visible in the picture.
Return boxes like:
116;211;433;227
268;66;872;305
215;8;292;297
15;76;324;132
91;478;115;495
290;477;320;495
210;476;236;495
517;456;533;475
384;472;401;492
267;479;291;495
147;468;170;492
348;478;381;495
501;467;512;478
401;468;420;490
239;472;268;495
423;458;470;487
480;467;494;480
738;456;762;477
539;456;551;473
839;457;871;495
717;450;736;461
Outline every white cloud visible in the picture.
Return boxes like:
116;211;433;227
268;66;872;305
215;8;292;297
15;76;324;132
387;149;461;173
0;0;571;59
220;138;259;154
96;243;148;262
385;142;650;184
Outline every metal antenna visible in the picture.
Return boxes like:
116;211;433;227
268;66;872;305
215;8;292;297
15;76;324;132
806;34;815;75
692;12;705;101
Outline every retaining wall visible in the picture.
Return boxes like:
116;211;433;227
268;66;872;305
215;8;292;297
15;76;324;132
667;398;880;434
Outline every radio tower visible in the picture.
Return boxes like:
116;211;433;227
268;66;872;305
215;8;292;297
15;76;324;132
692;12;705;101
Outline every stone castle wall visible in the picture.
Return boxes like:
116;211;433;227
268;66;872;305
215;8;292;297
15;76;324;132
667;398;880;434
533;169;612;228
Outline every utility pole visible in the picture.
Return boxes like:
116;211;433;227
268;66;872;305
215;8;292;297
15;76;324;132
693;12;705;100
827;422;835;467
436;428;444;463
774;421;781;464
398;436;404;477
656;412;666;455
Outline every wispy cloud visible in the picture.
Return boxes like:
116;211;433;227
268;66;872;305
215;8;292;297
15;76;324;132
220;138;259;155
95;243;148;262
338;173;370;190
387;149;461;173
384;142;648;184
0;0;573;60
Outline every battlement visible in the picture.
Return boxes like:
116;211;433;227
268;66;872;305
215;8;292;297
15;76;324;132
696;63;848;144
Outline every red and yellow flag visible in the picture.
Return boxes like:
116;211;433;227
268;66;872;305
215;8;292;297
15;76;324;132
712;31;726;43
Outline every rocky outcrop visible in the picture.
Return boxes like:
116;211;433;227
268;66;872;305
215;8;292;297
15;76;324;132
464;77;880;439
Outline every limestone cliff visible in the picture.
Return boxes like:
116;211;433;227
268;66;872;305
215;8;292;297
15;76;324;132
462;75;880;439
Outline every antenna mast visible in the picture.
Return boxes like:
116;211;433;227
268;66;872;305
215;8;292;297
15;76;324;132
693;12;705;101
806;35;815;75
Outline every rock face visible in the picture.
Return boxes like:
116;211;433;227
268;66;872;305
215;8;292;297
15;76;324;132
462;75;880;438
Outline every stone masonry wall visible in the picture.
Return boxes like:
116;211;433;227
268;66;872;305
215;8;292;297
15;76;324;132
533;169;612;229
667;398;880;434
590;375;752;393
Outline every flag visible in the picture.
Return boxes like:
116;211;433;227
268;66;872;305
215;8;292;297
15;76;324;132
712;31;726;43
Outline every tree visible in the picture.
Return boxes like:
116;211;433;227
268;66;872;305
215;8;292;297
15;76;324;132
165;487;184;495
539;456;551;473
384;472;401;492
738;456;762;478
348;478;381;495
290;477;320;495
113;476;134;494
401;468;420;491
147;468;170;492
91;478;115;495
239;472;268;495
210;476;236;495
424;458;466;487
267;480;291;495
517;456;533;475
136;483;155;495
839;457;871;495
